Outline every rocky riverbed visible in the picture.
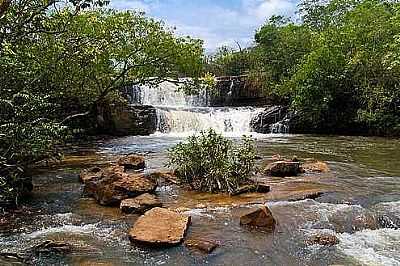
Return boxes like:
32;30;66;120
0;134;399;265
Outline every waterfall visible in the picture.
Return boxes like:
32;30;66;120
127;81;263;136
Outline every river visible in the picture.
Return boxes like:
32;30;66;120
0;83;399;266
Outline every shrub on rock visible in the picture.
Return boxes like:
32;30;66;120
167;129;256;193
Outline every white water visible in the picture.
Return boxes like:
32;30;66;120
129;81;264;136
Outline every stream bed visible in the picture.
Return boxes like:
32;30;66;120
1;134;400;266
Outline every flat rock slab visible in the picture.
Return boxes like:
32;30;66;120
129;208;191;246
120;193;162;214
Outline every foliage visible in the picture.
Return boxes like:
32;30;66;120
167;129;256;193
0;0;205;206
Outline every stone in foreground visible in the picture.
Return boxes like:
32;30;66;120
185;238;219;253
265;161;301;177
120;193;162;214
306;234;339;246
240;206;276;231
129;208;191;246
118;154;146;170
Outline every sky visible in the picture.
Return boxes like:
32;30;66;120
110;0;300;52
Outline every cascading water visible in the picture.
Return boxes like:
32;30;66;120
128;81;264;136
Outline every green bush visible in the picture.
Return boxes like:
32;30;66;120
166;129;256;193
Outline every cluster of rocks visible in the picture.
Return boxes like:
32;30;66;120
80;155;195;249
79;153;332;251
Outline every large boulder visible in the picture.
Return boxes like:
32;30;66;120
117;154;145;170
240;206;276;230
250;106;288;133
81;165;157;206
120;193;162;214
129;208;191;246
265;161;301;177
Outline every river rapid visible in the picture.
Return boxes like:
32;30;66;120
1;83;399;266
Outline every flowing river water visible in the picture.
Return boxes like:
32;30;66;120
1;83;400;266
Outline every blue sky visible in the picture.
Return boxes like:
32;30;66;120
110;0;300;51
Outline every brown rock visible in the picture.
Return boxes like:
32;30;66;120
301;161;329;173
240;206;276;230
93;172;157;206
129;208;191;246
265;161;301;177
79;167;103;183
118;154;145;170
306;234;339;246
148;171;178;184
185;239;219;253
120;193;162;214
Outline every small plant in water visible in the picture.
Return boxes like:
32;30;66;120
166;129;256;193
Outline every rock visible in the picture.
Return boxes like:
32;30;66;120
93;172;157;206
79;166;103;183
117;154;146;170
250;106;288;133
104;104;158;136
129;207;191;246
82;165;124;197
287;191;324;201
265;161;301;177
231;184;270;196
240;206;276;230
301;161;329;173
120;193;162;214
148;171;178;184
32;240;71;253
185;239;219;253
306;234;339;246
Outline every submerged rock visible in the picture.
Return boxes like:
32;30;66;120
32;240;71;254
301;160;329;173
129;207;191;246
240;206;276;230
306;234;339;246
185;238;219;253
117;154;145;170
265;161;301;177
120;193;162;214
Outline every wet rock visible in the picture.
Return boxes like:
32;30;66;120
149;171;178;184
231;184;270;196
32;240;71;253
287;191;324;201
306;234;339;246
82;165;125;197
240;206;276;230
117;154;146;170
185;238;219;253
79;166;103;183
129;207;191;246
265;161;301;177
301;160;329;173
250;106;288;133
120;193;162;214
93;172;157;206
